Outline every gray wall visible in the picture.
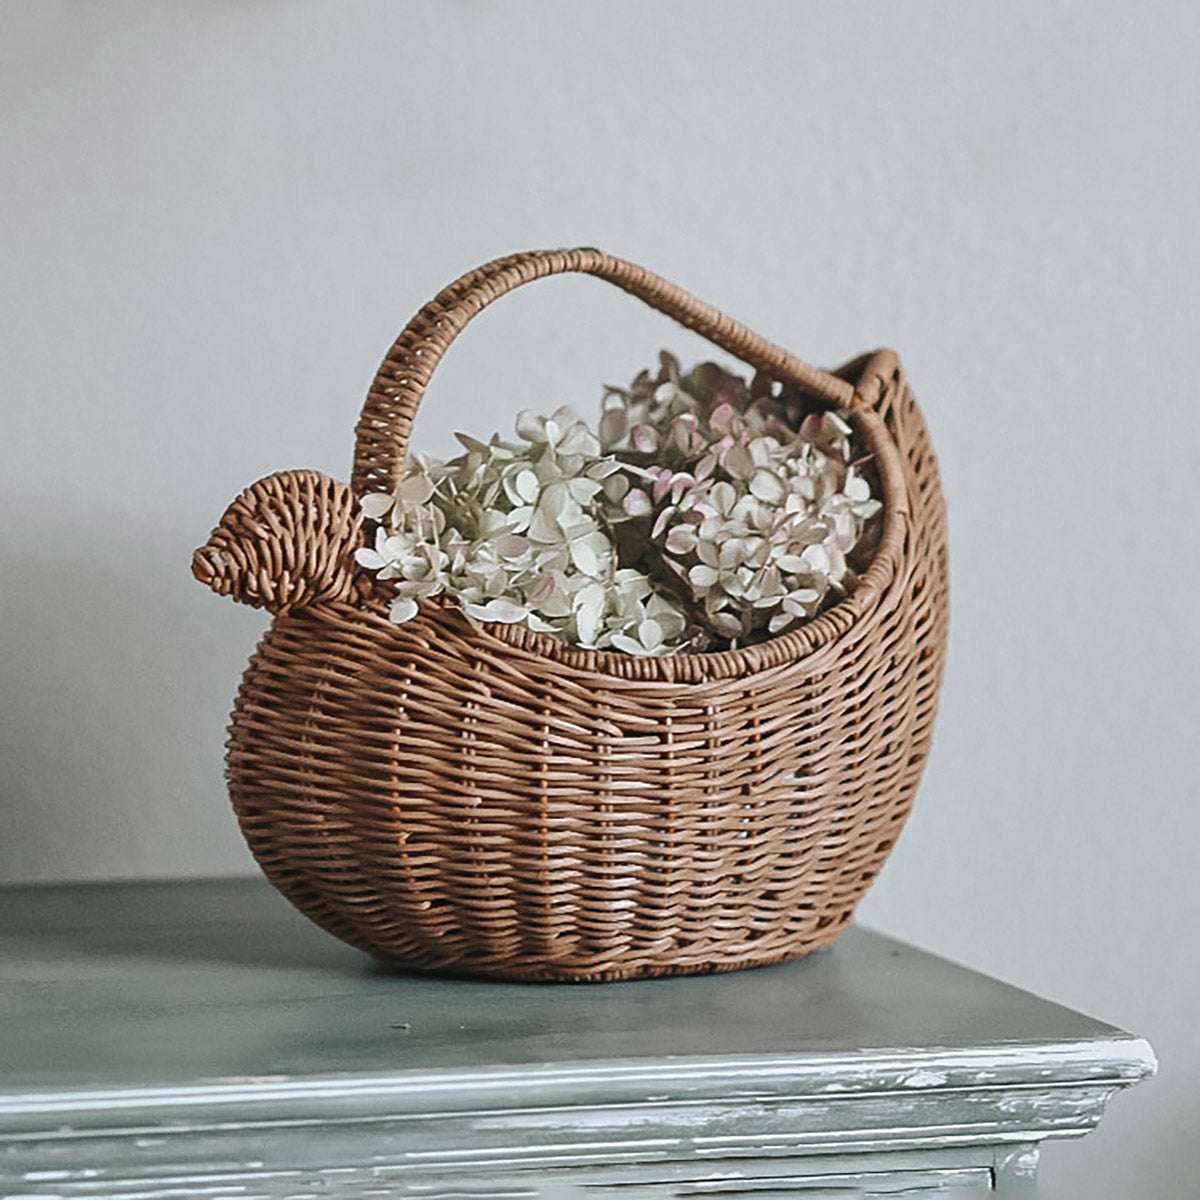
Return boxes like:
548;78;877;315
2;3;1196;1196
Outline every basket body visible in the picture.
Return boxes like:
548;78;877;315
220;357;947;982
197;250;948;981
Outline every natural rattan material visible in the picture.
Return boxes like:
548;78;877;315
194;249;949;982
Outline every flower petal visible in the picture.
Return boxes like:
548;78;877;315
515;469;541;503
639;618;664;650
390;596;419;623
398;474;435;506
360;493;395;520
465;598;528;623
515;410;545;443
355;547;387;569
749;469;785;504
622;489;652;517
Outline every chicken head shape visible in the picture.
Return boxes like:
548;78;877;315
192;470;371;614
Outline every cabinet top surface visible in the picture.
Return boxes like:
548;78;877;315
0;877;1142;1101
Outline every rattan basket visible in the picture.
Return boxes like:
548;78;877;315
193;248;948;982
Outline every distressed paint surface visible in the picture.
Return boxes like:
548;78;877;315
0;880;1155;1196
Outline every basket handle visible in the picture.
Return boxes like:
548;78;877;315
352;248;858;496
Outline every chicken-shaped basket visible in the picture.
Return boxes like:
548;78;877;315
193;249;948;981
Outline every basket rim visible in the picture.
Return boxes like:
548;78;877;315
391;377;910;686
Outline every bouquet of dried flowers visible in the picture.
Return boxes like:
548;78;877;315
356;353;882;658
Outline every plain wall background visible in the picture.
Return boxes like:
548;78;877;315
2;2;1196;1195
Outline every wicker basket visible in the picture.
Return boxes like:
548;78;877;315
193;248;948;982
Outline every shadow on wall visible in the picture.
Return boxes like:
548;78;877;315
0;515;265;882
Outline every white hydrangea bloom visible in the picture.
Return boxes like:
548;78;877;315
356;406;695;656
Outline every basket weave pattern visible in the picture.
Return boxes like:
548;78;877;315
195;249;948;981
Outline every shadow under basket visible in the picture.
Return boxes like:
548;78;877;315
194;248;949;982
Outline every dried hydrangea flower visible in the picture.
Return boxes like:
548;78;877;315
595;356;882;647
356;355;882;657
356;406;696;656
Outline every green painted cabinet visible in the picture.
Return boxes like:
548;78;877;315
0;879;1153;1197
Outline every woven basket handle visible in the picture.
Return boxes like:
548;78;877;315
352;248;858;496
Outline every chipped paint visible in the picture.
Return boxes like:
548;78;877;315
901;1070;949;1089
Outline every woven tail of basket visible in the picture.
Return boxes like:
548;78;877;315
194;248;949;982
